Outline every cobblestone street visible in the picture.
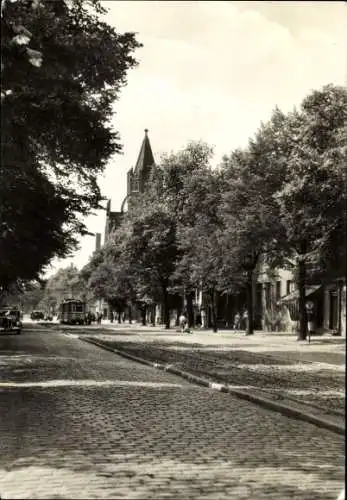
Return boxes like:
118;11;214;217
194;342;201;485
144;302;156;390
0;327;345;499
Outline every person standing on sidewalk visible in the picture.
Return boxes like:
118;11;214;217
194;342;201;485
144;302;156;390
242;309;248;330
201;308;206;329
233;312;240;330
179;313;187;333
97;312;102;325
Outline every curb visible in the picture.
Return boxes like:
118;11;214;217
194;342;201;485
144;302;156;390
80;336;345;437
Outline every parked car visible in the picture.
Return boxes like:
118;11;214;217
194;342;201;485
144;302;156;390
0;307;22;334
30;310;45;321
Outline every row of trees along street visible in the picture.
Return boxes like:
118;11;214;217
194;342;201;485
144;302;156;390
82;84;347;340
0;3;345;341
0;0;141;298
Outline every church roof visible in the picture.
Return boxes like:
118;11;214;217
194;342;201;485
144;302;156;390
133;129;155;174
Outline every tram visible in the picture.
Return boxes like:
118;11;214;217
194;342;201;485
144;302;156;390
59;299;87;325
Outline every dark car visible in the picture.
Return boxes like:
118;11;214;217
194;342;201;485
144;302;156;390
0;308;22;334
31;310;45;321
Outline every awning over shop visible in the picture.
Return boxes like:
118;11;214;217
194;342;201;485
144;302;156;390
278;285;321;304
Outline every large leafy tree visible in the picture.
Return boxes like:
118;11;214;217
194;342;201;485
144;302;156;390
152;142;216;327
220;109;291;335
84;142;215;329
221;84;346;339
81;227;137;322
0;0;141;290
125;202;178;329
173;166;224;331
275;84;347;338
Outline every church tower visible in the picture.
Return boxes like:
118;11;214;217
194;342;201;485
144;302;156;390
104;129;156;243
127;129;155;198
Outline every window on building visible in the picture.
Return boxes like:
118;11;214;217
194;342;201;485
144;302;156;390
286;280;293;295
132;176;140;193
276;281;281;301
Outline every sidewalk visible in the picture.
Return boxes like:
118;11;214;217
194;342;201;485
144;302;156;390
79;323;345;434
93;322;346;366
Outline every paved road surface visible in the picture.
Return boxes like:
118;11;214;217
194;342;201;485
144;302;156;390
0;327;344;499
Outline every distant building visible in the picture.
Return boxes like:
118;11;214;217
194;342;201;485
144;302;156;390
104;129;155;243
127;128;155;197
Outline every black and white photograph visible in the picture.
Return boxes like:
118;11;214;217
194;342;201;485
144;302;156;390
0;1;346;498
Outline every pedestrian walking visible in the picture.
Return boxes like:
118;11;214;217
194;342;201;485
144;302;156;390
179;313;187;333
233;312;240;330
242;309;248;330
201;308;206;329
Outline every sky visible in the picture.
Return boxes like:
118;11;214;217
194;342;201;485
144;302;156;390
47;0;347;276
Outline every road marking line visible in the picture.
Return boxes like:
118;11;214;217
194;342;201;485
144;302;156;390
0;379;185;389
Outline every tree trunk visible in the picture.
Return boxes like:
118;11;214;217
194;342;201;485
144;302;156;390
246;270;254;335
186;292;194;328
128;305;132;324
149;304;155;326
297;252;307;341
163;288;170;329
108;302;113;321
211;288;218;333
141;305;147;326
117;309;122;324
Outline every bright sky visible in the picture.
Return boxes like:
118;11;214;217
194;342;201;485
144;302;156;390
47;0;347;276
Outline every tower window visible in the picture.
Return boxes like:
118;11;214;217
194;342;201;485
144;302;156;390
132;176;140;193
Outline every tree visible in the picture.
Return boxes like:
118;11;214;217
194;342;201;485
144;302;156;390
39;265;90;314
0;279;44;310
274;85;347;339
81;228;136;322
1;0;141;289
0;165;76;295
125;205;178;329
152;141;216;328
173;166;224;331
221;84;346;339
220;109;291;335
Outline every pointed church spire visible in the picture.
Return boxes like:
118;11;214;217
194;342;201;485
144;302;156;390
134;128;155;175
